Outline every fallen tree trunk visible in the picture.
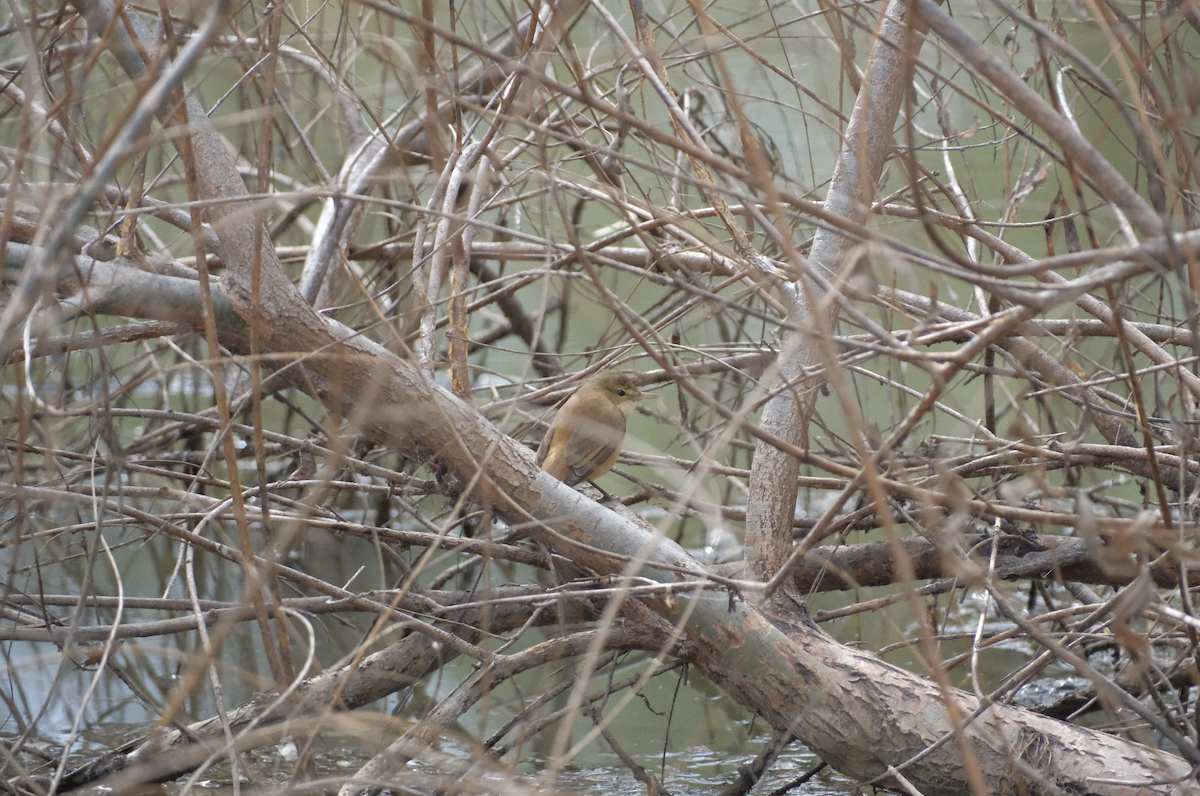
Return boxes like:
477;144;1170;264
207;273;1200;794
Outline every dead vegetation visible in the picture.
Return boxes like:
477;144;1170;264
4;1;1200;794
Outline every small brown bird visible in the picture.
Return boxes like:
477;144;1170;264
537;369;657;495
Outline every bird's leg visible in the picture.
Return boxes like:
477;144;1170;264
589;482;616;504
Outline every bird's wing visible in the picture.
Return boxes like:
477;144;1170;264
561;408;626;486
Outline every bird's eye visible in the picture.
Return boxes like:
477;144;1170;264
617;390;627;397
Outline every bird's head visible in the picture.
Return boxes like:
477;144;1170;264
586;370;658;413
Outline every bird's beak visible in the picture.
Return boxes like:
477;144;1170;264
637;392;659;400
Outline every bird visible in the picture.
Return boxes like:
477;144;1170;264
536;369;657;498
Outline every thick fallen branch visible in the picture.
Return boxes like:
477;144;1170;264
213;282;1200;794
